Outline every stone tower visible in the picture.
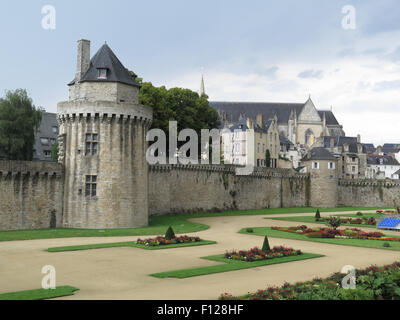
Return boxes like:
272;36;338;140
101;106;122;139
57;40;153;229
302;147;338;208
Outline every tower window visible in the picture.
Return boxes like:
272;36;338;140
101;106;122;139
85;175;97;197
85;133;98;155
97;68;107;79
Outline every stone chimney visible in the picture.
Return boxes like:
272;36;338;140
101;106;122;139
256;113;264;128
75;39;91;82
357;134;361;143
330;137;335;149
246;118;254;129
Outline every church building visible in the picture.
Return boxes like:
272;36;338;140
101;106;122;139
210;97;344;148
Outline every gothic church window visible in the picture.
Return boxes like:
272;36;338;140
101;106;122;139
305;129;315;146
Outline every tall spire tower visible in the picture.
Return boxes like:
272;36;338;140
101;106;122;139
200;75;205;96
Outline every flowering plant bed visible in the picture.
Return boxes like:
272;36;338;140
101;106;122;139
224;246;302;262
136;235;202;246
272;225;400;242
219;261;400;300
48;237;216;252
377;209;397;214
319;217;376;226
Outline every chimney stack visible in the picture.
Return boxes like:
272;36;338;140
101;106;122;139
357;134;361;143
256;113;264;128
330;137;335;149
75;39;91;82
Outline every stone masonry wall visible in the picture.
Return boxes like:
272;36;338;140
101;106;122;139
149;164;310;216
0;161;63;230
338;179;400;207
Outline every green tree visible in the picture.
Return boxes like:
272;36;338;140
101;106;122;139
51;142;59;163
165;226;176;240
262;235;271;252
138;79;220;157
265;149;271;168
0;89;43;160
315;209;321;221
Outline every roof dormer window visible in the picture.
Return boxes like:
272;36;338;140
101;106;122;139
97;68;107;79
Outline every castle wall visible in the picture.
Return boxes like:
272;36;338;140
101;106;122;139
0;161;63;230
338;180;400;207
149;165;310;216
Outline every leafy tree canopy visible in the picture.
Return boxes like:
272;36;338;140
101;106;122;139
138;78;220;136
0;89;43;160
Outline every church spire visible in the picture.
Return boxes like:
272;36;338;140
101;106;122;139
200;75;205;96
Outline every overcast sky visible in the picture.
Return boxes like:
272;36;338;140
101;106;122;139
1;0;400;145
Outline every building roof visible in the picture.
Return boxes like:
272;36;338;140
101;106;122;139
318;110;340;126
367;155;400;166
228;118;249;132
382;143;400;154
33;112;58;162
394;169;400;175
209;101;340;126
280;135;294;146
363;143;376;154
69;44;140;88
322;136;365;153
303;147;336;161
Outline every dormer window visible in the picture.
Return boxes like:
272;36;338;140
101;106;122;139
97;68;107;79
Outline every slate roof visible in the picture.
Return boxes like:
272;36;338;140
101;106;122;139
209;101;340;126
382;144;400;154
318;110;340;126
228;118;249;132
280;135;294;147
363;143;376;154
367;155;400;166
322;136;365;153
303;147;336;161
69;44;140;88
209;101;304;124
33;112;58;162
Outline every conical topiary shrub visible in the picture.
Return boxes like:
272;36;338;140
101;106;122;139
262;235;270;252
165;226;176;240
315;209;321;221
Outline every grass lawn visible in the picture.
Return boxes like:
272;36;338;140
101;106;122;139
47;240;216;252
267;213;381;229
0;206;389;242
0;286;79;300
151;252;323;279
239;227;400;251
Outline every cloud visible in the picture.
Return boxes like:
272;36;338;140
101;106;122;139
374;79;400;91
298;69;324;79
263;66;279;77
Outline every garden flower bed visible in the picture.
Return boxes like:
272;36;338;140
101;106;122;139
319;217;376;226
136;235;202;246
224;246;302;262
271;225;400;242
219;261;400;300
377;209;397;214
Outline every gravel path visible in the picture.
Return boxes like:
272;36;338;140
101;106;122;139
0;210;399;300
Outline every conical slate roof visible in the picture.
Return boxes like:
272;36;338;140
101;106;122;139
69;44;140;88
